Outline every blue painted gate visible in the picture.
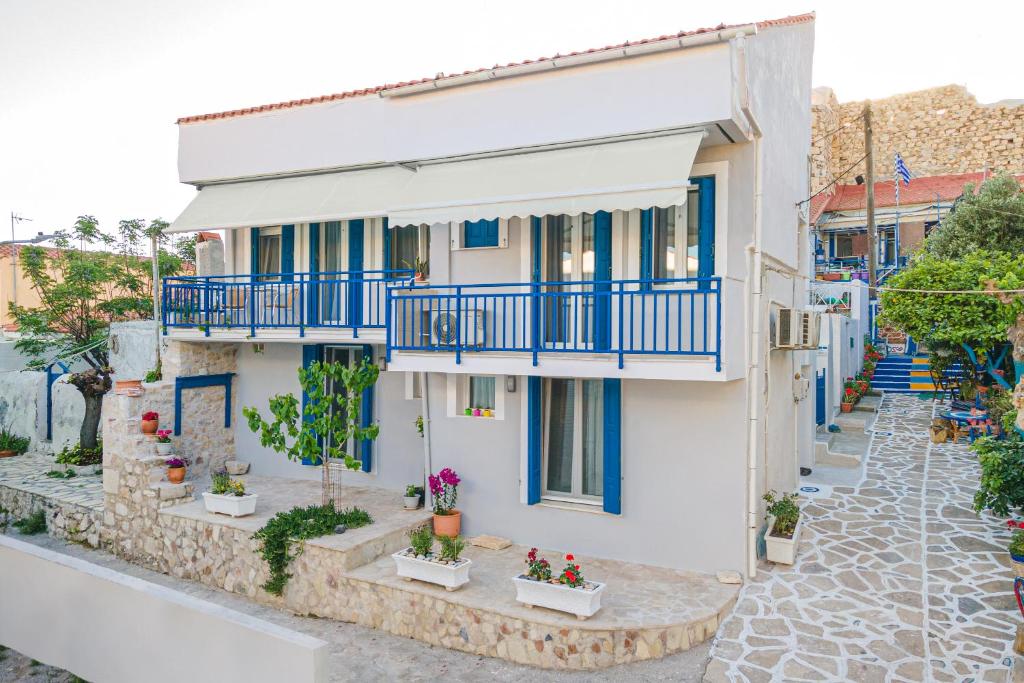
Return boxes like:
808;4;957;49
815;370;826;426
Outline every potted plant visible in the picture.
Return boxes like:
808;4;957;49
764;490;801;565
404;484;424;510
403;257;429;283
429;467;461;537
141;411;159;435
165;456;188;484
203;472;258;517
840;387;857;412
114;379;144;396
392;526;472;591
0;425;30;458
155;429;173;456
512;549;606;620
1008;521;1024;577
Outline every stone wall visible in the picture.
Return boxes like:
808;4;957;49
50;377;88;451
812;85;1024;192
108;320;160;383
0;484;102;548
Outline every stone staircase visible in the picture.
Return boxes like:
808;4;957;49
872;355;939;394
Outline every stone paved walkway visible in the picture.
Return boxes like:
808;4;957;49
0;452;103;510
705;394;1017;683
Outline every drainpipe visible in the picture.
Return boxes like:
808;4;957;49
419;372;433;509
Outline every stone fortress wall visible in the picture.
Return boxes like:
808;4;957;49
811;85;1024;193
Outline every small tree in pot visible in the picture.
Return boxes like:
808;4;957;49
763;490;801;565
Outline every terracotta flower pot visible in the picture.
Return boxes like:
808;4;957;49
115;379;143;396
840;402;854;413
433;510;461;538
141;419;159;435
0;449;17;458
167;466;186;484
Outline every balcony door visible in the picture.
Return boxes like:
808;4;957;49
319;220;364;326
538;213;610;351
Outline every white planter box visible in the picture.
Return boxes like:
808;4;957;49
512;575;606;620
156;443;173;456
202;492;258;517
392;548;471;591
765;514;802;565
403;496;420;510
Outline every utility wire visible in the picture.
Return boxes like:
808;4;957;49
798;153;868;207
810;122;853;148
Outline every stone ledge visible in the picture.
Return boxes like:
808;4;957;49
150;482;193;501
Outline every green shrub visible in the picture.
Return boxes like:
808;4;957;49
1010;528;1024;557
984;388;1016;434
438;534;465;561
55;441;103;466
253;504;372;595
973;436;1024;516
13;509;46;535
408;526;434;556
45;469;76;479
763;490;800;537
0;425;30;454
210;472;245;496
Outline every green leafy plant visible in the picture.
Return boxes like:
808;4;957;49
405;484;423;498
45;469;76;479
408;525;434;556
558;552;585;588
973;436;1024;516
13;509;47;535
0;425;30;454
55;441;103;466
524;547;552;581
414;415;424;437
402;257;429;278
438;534;465;562
252;504;372;595
210;472;246;496
763;490;800;538
144;365;162;383
1007;521;1024;558
984;388;1015;434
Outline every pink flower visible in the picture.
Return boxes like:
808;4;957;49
439;467;460;487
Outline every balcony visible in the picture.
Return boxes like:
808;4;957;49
386;277;737;380
161;270;412;342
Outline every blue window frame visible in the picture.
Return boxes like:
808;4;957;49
640;176;715;283
463;219;499;248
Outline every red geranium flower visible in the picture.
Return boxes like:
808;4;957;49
565;553;574;561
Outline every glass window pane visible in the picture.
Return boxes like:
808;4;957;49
581;379;603;497
653;207;676;279
324;221;343;272
581;214;595;281
259;234;280;275
324;347;359;461
687;189;700;277
545;378;574;494
391;225;421;273
469;376;495;410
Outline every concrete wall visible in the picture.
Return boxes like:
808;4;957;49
0;535;327;683
50;376;88;450
108;320;159;382
0;370;45;448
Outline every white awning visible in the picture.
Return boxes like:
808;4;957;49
168;166;411;233
169;131;704;233
387;132;704;227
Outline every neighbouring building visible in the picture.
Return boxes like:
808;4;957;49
163;13;816;578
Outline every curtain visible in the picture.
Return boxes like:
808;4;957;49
544;378;574;493
469;376;495;410
581;379;604;497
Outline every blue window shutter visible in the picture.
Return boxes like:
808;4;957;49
639;209;653;287
593;211;612;351
281;224;295;281
693;177;716;280
382;218;392;274
360;344;374;472
530;217;542;351
250;227;260;274
308;223;320;323
464;219;499;248
527;375;542;504
300;344;324;465
602;378;622;514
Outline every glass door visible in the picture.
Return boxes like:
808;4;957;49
320;221;347;325
323;346;361;463
541;214;609;350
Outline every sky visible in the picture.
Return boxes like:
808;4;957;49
1;0;1020;244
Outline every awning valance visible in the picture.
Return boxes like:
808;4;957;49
386;133;704;227
169;131;704;233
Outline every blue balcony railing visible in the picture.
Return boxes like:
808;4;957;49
386;277;721;370
162;270;414;337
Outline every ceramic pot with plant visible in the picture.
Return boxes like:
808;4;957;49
1008;521;1024;577
404;484;424;510
141;411;159;435
429;467;461;537
0;425;31;458
512;549;605;619
203;472;258;517
764;490;801;565
165;456;187;484
393;527;472;591
155;429;173;456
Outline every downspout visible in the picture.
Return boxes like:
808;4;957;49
419;372;433;509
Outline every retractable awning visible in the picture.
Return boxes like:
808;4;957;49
168;131;704;233
387;132;704;226
168;166;410;233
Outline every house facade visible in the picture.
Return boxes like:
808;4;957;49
164;13;816;577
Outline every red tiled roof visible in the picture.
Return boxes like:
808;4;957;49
197;231;221;242
817;172;1024;216
177;13;815;125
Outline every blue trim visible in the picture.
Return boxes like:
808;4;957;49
174;373;234;437
308;223;320;323
250;227;260;274
464;219;499;248
300;344;324;465
360;344;374;472
45;362;69;441
280;225;295;281
527;375;541;504
348;219;364;327
593;211;612;351
693;176;716;280
639;209;653;286
530;216;542;365
602;378;621;515
815;370;826;426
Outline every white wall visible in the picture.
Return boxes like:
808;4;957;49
0;535;327;683
109;320;159;382
0;370;45;448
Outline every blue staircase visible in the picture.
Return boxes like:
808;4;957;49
872;355;961;394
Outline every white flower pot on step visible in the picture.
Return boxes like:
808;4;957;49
392;548;471;591
202;492;258;517
512;575;606;620
765;514;802;565
156;443;173;456
403;495;420;509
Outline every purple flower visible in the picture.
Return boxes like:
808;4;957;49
429;468;461;515
428;473;443;496
438;467;460;487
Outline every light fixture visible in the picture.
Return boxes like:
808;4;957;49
505;376;516;393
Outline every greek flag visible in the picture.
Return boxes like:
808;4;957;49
894;153;911;204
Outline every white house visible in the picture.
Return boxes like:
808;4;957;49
164;13;816;578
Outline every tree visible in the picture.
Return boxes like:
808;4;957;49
11;216;179;449
243;359;380;506
926;174;1024;260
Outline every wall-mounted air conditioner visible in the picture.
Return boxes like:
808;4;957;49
430;310;486;347
774;309;820;350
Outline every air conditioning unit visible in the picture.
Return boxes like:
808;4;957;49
430;309;486;347
774;309;820;349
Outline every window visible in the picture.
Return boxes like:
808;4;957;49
880;229;896;265
463;219;499;248
542;378;603;503
255;226;282;280
469;376;495;410
323;346;371;465
390;224;429;278
446;374;504;418
834;235;853;258
652;193;699;279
